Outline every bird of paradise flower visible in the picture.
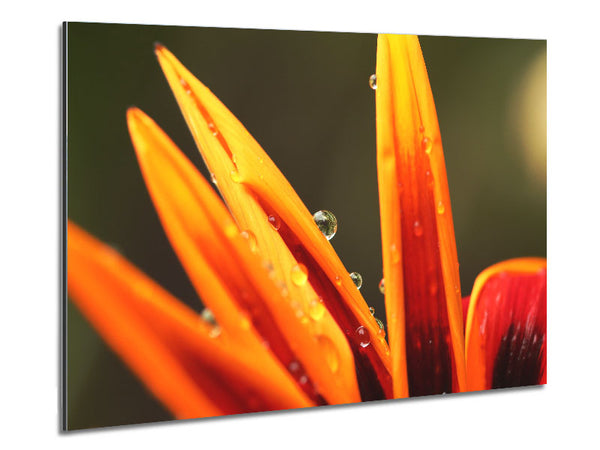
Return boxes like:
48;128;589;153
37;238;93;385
66;33;546;424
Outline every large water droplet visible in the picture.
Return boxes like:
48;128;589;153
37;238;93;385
350;272;363;289
413;220;424;237
291;263;308;286
240;230;258;253
317;335;340;373
378;278;385;294
369;74;377;90
356;326;371;348
312;210;337;240
268;214;281;231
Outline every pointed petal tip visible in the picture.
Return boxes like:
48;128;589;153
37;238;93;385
154;41;166;53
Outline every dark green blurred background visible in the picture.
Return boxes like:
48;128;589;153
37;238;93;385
65;22;546;430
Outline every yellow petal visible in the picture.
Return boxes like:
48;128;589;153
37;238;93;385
127;106;360;404
68;221;313;418
154;44;391;400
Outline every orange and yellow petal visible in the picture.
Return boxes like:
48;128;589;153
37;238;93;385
127;107;360;405
67;222;313;418
154;44;391;400
376;34;466;398
465;258;546;391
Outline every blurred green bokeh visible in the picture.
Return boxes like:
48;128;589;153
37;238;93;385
65;22;546;430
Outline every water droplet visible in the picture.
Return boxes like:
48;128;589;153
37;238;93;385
375;318;385;330
317;335;339;373
369;74;377;90
350;272;363;289
369;307;375;316
230;168;241;183
422;136;433;154
240;316;251;330
419;125;425;133
308;298;325;321
224;222;238;238
201;308;216;325
240;230;258;253
207;122;218;136
312;210;337;240
288;360;301;374
390;243;400;263
356;326;371;348
437;201;445;215
413;220;423;237
378;278;385;294
180;78;192;94
334;275;342;286
210;173;218;185
208;325;222;338
291;263;308;286
429;281;439;296
268;214;281;231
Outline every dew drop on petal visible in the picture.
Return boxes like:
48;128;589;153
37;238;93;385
291;263;308;286
437;201;445;215
268;214;281;231
240;230;258;253
308;298;325;321
230;168;241;183
356;326;371;348
240;316;251;330
312;210;337;240
288;360;301;375
334;275;342;286
378;278;385;294
369;307;375;316
390;243;400;263
350;272;363;289
210;173;218;185
224;222;238;238
207;122;219;137
317;335;340;373
419;124;425;133
369;74;377;90
208;325;222;338
375;318;385;330
422;136;433;154
413;220;423;237
201;308;216;325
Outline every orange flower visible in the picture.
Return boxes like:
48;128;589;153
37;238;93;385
67;34;546;422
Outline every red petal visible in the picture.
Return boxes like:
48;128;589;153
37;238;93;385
465;258;547;390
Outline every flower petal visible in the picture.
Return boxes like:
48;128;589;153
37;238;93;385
67;221;313;419
376;34;466;397
154;44;391;400
127;107;360;405
465;258;546;390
